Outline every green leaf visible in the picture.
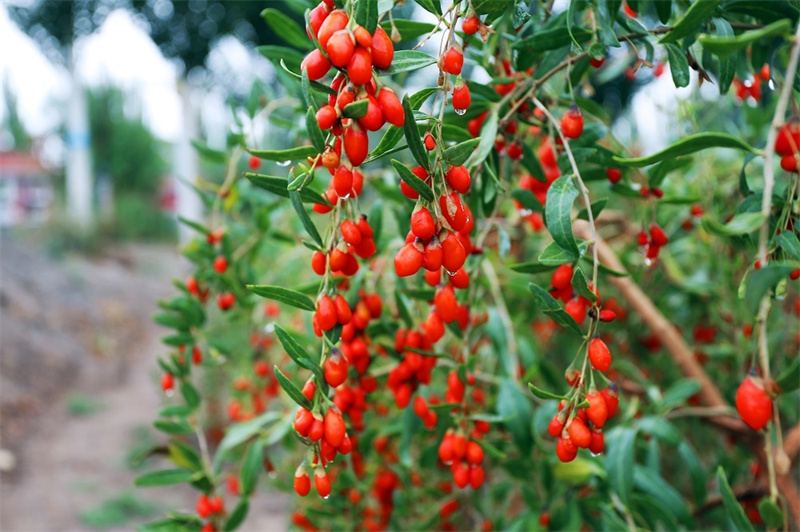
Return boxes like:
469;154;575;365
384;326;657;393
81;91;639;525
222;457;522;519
248;145;318;162
509;262;557;274
402;95;429;169
577;197;607;221
513;26;593;53
467;111;498;167
567;0;588;49
612;133;758;167
168;440;203;472
154;420;194;435
415;0;442;16
512;189;543;213
305;108;326;153
473;0;512;21
665;43;690;88
290;191;323;246
713;18;736;94
342;99;369;119
245;173;328;205
261;9;313;51
659;0;723;44
273;325;313;366
180;381;201;409
701;212;766;236
606;428;637;505
391;159;433;201
528;283;584;336
257;45;305;73
190;139;227;163
540;240;589;265
354;0;378;34
678;441;707;504
633;466;694;526
571;267;597;303
301;69;317;111
380;50;437;74
545;175;581;258
661;379;701;410
135;469;196;487
758;499;784;529
177;216;209;235
744;264;795;315
240;439;264;496
215;412;282;462
717;466;755;532
476;438;507;460
699;19;792;56
443;138;481;166
274;365;313;409
776;231;800;261
380;20;436;41
635;417;682;445
224;500;249;531
527;382;568;400
777;358;800;393
247;285;316;311
655;0;672;24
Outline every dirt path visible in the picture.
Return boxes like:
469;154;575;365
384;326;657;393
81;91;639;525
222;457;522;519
0;234;289;531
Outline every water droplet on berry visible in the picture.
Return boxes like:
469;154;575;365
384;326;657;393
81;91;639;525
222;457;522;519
165;389;175;398
643;257;654;267
322;494;330;500
278;160;291;167
454;108;467;116
267;469;277;479
519;209;532;217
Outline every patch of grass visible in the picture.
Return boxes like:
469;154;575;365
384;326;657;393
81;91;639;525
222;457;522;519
79;491;160;529
66;393;104;417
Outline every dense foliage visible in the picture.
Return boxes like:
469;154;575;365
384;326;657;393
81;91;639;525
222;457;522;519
139;1;800;531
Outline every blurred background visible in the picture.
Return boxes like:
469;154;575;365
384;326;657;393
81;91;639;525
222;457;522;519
0;0;749;529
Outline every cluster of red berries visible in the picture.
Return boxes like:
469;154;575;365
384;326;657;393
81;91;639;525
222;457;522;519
293;404;352;498
637;223;669;263
547;384;619;462
776;118;800;172
310;215;376;278
438;420;490;489
439;36;470;113
733;64;770;104
227;361;280;422
303;3;400;174
195;493;225;532
548;264;605;325
387;328;440;408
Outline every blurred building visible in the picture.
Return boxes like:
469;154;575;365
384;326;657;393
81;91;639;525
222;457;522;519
0;151;55;226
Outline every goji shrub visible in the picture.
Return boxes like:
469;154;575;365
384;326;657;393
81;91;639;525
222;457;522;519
139;1;800;531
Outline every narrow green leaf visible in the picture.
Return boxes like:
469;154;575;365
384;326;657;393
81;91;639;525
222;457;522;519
545;175;581;257
513;26;593;53
776;231;800;261
245;173;327;205
713;18;736;93
511;189;543;213
758;499;784;529
717;466;755;532
248;145;318;162
380;20;436;41
509;262;557;274
443;138;481;166
529;283;584;336
678;441;707;505
467;111;498;168
354;0;378;34
659;0;723;44
776;358;800;393
528;382;568;400
305;108;326;153
261;9;313;50
215;412;282;462
290;191;323;246
177;216;210;235
476;438;508;459
380;50;437;74
257;45;305;73
661;379;701;410
701;212;766;236
540;240;588;265
612;133;758;167
154;420;194;435
240;439;264;496
224;500;249;531
135;469;196;487
391;159;433;201
180;381;201;409
665;43;690;88
274;365;313;409
606;428;637;505
342;99;369;119
744;264;795;315
190;139;227;163
301;69;317;111
247;285;316;311
633;466;694;526
274;325;313;366
577;197;607;221
571;267;598;303
415;0;442;16
567;0;588;49
402;95;429;168
699;19;792;56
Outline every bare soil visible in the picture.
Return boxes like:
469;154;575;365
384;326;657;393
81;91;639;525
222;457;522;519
0;233;288;531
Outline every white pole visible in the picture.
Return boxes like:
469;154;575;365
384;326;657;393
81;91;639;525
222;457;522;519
65;46;92;228
173;79;203;244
